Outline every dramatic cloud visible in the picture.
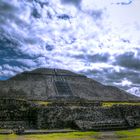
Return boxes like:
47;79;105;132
61;0;82;6
115;52;140;70
0;0;140;96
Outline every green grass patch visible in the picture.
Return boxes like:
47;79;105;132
34;101;51;106
27;131;98;140
0;134;17;140
115;128;140;140
0;131;98;140
102;102;140;107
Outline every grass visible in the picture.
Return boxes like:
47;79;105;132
115;128;140;140
102;102;140;107
1;129;140;140
0;131;98;140
27;131;98;140
33;101;51;106
0;134;17;140
33;101;140;107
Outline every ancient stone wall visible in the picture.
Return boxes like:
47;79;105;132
36;104;140;130
0;99;37;129
0;98;140;130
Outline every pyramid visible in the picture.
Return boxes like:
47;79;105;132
0;68;139;101
0;68;140;130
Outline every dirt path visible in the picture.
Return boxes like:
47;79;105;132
95;131;119;140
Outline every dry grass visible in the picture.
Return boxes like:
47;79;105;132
102;102;140;107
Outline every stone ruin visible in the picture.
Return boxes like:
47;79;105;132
0;68;140;130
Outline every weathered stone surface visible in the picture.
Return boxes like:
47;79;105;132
0;99;37;129
35;103;140;130
0;68;140;131
0;68;139;101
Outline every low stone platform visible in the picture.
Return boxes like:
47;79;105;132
23;129;77;135
0;129;13;134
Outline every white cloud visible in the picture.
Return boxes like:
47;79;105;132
127;87;140;97
16;59;37;67
121;78;132;86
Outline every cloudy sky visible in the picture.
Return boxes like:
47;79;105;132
0;0;140;96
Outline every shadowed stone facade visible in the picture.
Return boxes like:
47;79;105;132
36;103;140;130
